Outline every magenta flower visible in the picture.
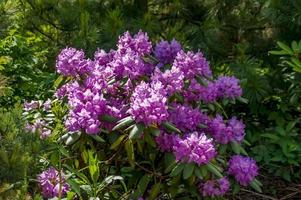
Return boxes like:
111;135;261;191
200;177;230;197
94;49;115;66
56;47;93;77
37;167;70;198
215;76;242;99
117;30;152;55
155;132;178;152
24;100;40;111
208;115;245;144
228;155;258;186
151;66;184;95
154;39;182;65
168;104;206;132
129;81;168;125
173;132;216;165
109;49;153;79
173;50;211;79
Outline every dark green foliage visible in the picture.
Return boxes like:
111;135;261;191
0;0;301;198
0;105;43;198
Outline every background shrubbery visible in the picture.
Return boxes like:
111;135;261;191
0;0;301;199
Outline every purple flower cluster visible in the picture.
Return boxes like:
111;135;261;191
155;132;177;152
53;30;245;137
24;100;40;111
208;115;245;144
25;119;52;139
25;30;259;197
37;167;70;198
200;177;230;197
23;100;52;139
168;104;207;132
117;30;152;55
151;67;184;95
64;85;107;134
109;49;153;79
56;47;93;77
184;76;242;103
215;76;242;99
228;155;258;186
173;50;212;79
156;132;216;165
154;39;182;65
173;132;216;165
129;81;168;125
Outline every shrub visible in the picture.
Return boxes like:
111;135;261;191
24;31;262;199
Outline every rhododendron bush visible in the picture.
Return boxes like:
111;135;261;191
24;31;262;199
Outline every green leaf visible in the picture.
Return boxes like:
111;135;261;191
101;114;118;123
208;103;215;111
97;175;124;193
129;123;145;139
277;41;294;55
183;163;195;179
144;133;156;147
237;96;249;104
170;163;184;176
194;167;203;179
291;57;301;68
206;163;223;178
164;153;176;173
148;127;160;136
162;122;181;133
261;133;280;141
65;133;81;146
292;41;300;53
254;178;263;187
80;185;92;195
90;135;105;143
110;135;126;150
275;126;286;136
231;142;241;154
200;166;208;177
132;175;152;199
269;50;289;55
149;183;161;200
250;180;262;193
54;75;65;88
63;164;90;184
112;116;134;131
66;179;81;196
233;183;240;194
198;123;208;129
58;145;69;157
125;139;135;167
67;191;76;200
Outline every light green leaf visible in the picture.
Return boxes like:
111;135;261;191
125;139;135;167
277;41;293;55
132;175;152;199
149;183;161;200
90;135;106;143
170;163;184;176
194;167;203;179
144;133;156;147
112;116;134;131
129;123;144;139
183;163;195;179
110;135;126;150
162;122;181;133
66;179;81;196
250;180;262;193
206;163;223;178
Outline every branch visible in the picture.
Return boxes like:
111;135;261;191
241;188;277;200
